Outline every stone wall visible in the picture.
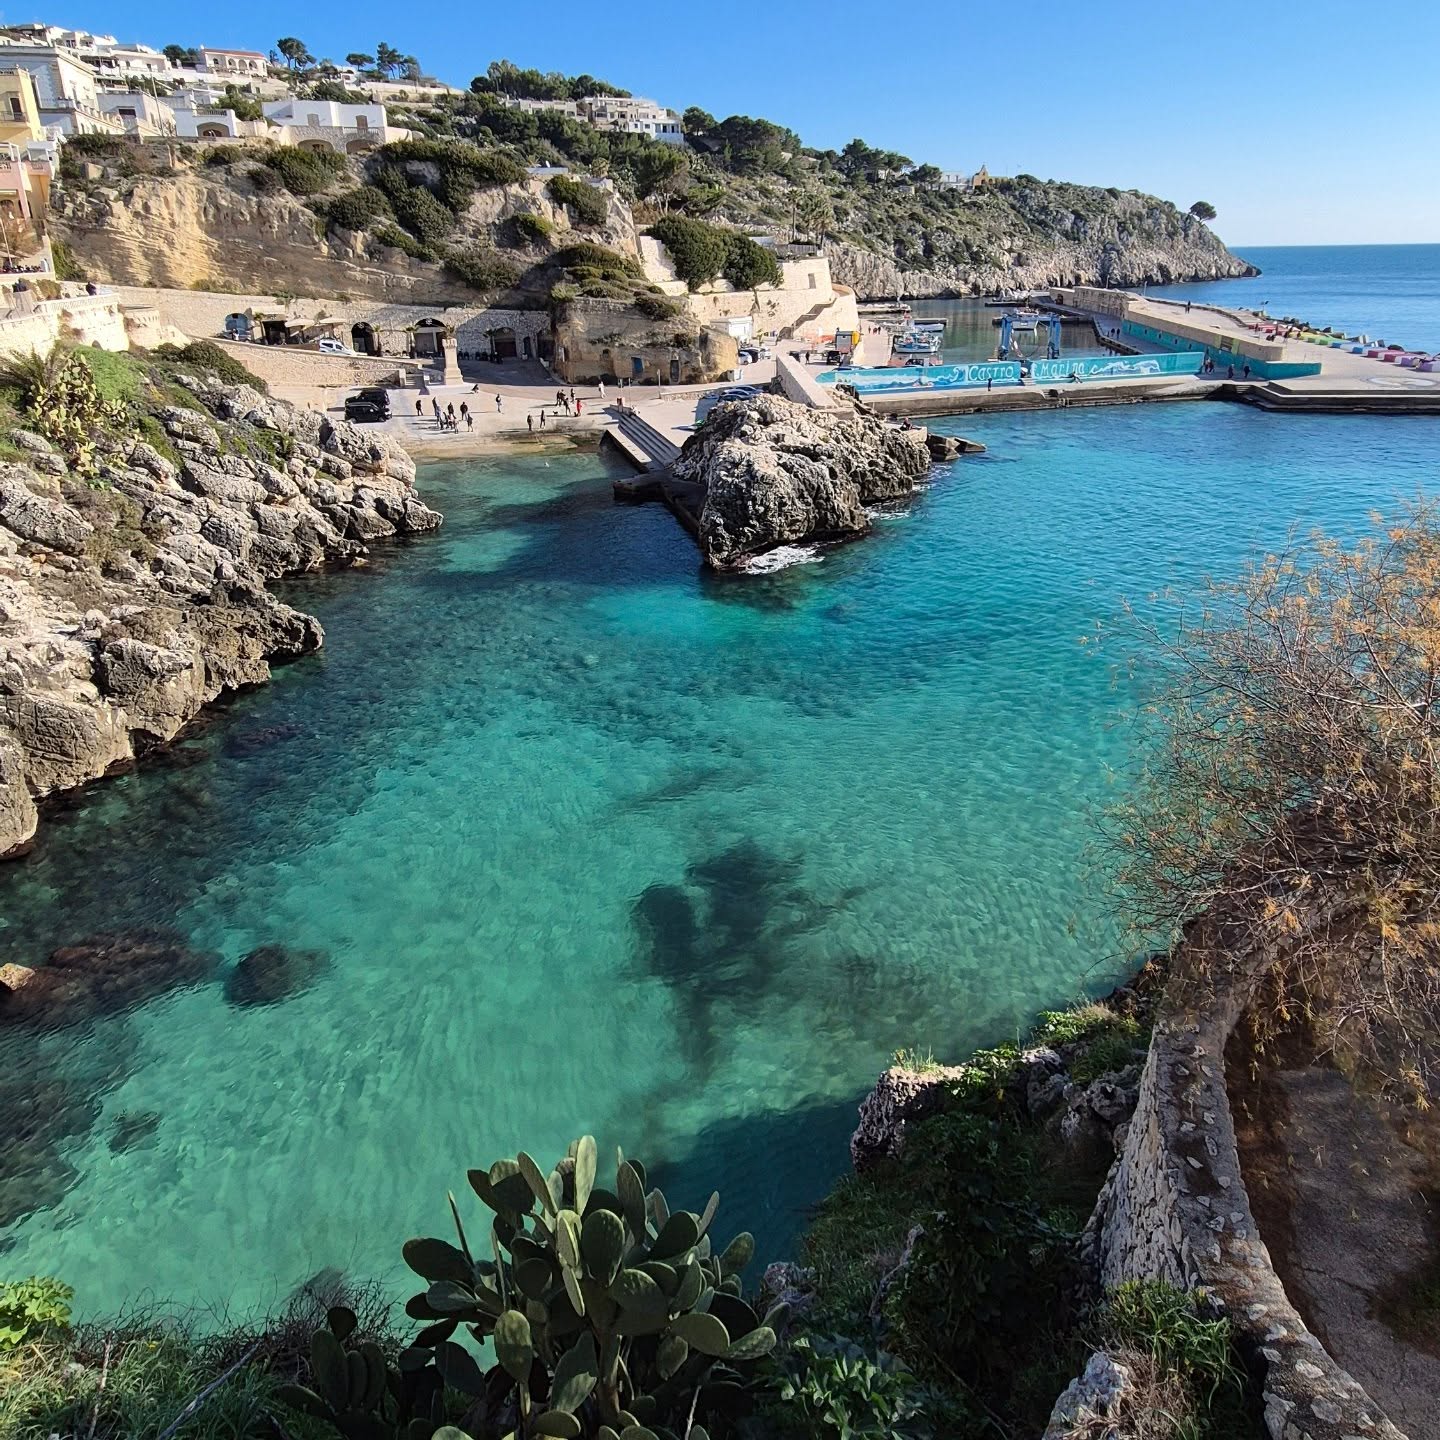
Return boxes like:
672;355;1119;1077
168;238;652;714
210;340;418;390
102;285;552;360
1087;924;1409;1439
0;293;130;360
551;297;737;385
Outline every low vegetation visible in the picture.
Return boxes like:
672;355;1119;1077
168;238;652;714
645;217;781;292
264;145;349;197
547;175;610;228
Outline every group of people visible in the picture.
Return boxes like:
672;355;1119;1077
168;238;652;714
419;397;477;432
1198;356;1251;380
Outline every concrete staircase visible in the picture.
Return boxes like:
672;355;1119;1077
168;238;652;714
606;406;683;471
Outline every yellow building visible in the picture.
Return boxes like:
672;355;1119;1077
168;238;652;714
0;67;53;243
0;65;45;144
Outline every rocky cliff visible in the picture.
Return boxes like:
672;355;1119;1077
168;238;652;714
670;395;931;567
52;154;640;303
822;183;1256;299
0;371;440;858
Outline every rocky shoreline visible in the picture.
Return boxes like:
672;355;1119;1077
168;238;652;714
0;372;441;859
671;395;933;567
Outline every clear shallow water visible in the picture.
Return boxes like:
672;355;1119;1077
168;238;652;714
3;406;1437;1318
1149;244;1440;352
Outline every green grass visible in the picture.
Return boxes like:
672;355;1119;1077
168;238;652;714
1034;1002;1147;1083
74;348;145;408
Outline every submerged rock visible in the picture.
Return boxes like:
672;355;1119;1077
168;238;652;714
0;371;442;857
224;944;331;1007
670;395;930;567
0;929;219;1027
108;1109;161;1153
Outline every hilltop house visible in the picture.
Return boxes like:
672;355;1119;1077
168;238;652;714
498;92;685;145
261;97;411;153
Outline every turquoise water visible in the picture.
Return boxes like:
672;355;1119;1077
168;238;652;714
3;405;1438;1318
1149;244;1440;352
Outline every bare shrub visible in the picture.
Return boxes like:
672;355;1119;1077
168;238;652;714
1105;507;1440;1104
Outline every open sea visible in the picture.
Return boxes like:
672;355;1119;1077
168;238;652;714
3;247;1439;1319
1148;243;1440;352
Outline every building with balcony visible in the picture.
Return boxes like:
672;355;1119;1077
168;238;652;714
0;43;124;135
97;87;174;136
261;96;410;153
496;93;685;145
198;48;268;77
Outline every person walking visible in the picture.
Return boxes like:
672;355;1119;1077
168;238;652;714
495;393;502;412
527;413;534;433
569;388;576;410
598;380;606;401
466;413;474;432
576;398;583;417
539;410;546;429
446;402;455;422
459;401;469;422
431;398;441;427
415;397;423;416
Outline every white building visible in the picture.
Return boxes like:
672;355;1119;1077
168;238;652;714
78;41;170;81
199;47;268;78
0;44;124;135
97;88;174;135
497;93;685;145
262;96;409;153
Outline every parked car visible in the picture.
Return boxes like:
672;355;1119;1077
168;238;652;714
738;347;759;364
715;385;762;403
343;388;391;423
317;337;356;356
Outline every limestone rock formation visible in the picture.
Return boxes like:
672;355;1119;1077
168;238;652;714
850;1059;969;1171
670;395;931;567
0;375;441;856
826;190;1256;301
1043;1351;1135;1438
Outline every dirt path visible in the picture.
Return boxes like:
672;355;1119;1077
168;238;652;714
1230;1056;1440;1436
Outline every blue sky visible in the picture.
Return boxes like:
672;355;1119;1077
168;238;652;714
29;0;1440;247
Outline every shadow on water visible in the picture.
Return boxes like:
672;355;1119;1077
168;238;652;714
646;1091;865;1263
632;840;855;1078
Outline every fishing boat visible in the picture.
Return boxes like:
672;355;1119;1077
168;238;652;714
892;330;944;355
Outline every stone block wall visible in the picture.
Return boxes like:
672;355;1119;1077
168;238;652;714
1087;939;1409;1439
0;293;129;360
551;298;737;385
210;340;416;390
101;284;552;360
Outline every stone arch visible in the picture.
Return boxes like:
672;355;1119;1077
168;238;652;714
488;326;517;360
299;138;337;155
196;123;228;140
410;318;448;358
351;321;377;355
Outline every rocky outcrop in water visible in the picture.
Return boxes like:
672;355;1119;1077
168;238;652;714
0;374;441;857
670;395;931;567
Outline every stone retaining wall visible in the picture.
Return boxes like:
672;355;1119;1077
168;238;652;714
210;340;417;390
1087;933;1409;1439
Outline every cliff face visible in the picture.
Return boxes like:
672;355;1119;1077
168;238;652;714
51;165;640;304
0;374;441;857
823;183;1255;299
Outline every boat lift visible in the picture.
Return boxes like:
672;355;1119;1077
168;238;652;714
997;311;1062;361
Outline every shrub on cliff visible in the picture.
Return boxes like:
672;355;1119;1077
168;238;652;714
633;293;681;321
323;185;393;233
1105;506;1440;1103
158;340;268;394
264;146;347;197
388;184;455;246
442;248;520;292
0;345;129;474
511;210;553;244
646;216;781;291
547;174;609;227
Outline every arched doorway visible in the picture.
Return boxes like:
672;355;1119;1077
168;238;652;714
198;123;228;140
488;326;517;360
299;139;334;155
351;322;378;355
522;334;533;360
411;318;447;358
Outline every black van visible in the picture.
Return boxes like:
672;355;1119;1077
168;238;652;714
343;388;392;423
